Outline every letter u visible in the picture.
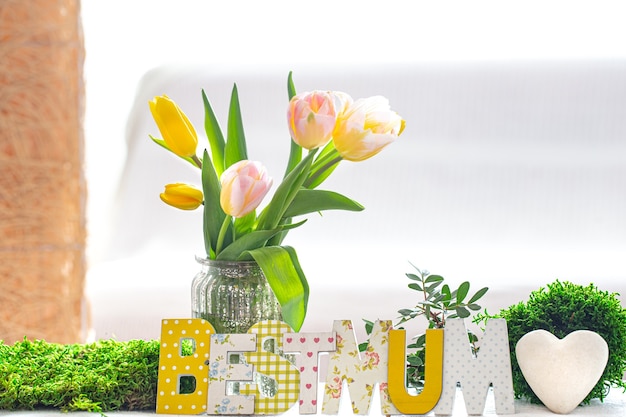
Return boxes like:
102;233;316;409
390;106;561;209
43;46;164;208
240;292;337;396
387;328;444;414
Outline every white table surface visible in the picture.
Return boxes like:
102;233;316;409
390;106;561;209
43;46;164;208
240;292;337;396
1;387;624;416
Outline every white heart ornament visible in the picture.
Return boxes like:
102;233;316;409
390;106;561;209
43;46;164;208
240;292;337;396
515;329;608;414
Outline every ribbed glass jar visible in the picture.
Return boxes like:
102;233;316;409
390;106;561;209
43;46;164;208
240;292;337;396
191;257;282;333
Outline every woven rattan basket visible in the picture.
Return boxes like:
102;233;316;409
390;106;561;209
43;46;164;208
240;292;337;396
0;0;87;343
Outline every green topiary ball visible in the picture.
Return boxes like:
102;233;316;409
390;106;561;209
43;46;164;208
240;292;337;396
485;280;626;404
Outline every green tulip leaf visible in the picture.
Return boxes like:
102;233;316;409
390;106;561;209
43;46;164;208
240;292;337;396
283;189;364;218
256;150;316;231
201;90;226;176
267;215;314;247
305;160;341;189
316;140;338;161
202;149;228;257
305;142;341;189
216;220;306;261
266;217;292;247
234;211;256;239
225;84;248;169
216;229;279;261
247;245;309;331
284;71;302;178
150;135;197;167
287;71;297;100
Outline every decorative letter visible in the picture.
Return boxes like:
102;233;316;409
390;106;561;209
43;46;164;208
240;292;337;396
206;334;256;415
322;320;400;415
387;328;443;415
282;330;336;414
156;318;215;414
433;319;515;415
238;320;301;414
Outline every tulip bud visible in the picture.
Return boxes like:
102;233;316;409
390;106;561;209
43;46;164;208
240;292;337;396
332;96;405;162
220;160;273;218
149;95;199;158
160;183;203;210
287;91;345;150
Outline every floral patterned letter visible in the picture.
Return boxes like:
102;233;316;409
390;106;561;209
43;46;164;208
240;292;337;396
206;333;256;415
322;320;400;415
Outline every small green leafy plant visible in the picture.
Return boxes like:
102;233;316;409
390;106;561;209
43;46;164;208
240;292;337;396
475;280;626;404
362;263;488;390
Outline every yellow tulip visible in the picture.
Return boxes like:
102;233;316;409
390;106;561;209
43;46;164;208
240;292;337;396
160;183;203;210
149;95;199;158
287;91;343;150
333;96;405;162
220;160;273;218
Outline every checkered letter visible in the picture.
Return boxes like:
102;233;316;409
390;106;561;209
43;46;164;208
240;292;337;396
239;320;301;414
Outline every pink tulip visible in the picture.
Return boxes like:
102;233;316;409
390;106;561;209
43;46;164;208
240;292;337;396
333;96;405;162
220;160;273;218
287;91;345;150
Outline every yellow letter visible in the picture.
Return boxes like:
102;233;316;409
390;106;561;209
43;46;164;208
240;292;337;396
156;318;215;414
239;320;301;414
387;328;443;414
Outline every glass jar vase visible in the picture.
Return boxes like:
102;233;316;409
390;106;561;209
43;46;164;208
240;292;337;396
191;257;282;333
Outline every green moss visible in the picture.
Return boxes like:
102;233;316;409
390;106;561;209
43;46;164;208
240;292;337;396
477;280;626;404
0;339;160;412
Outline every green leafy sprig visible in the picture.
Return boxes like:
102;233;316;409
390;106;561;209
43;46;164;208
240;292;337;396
362;263;488;390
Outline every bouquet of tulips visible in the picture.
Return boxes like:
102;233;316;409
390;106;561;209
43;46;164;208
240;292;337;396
149;73;404;331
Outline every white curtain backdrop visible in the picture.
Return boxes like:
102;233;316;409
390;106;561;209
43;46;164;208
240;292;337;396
81;1;626;264
80;0;626;341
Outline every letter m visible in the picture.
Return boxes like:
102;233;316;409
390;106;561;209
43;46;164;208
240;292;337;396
434;318;515;415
